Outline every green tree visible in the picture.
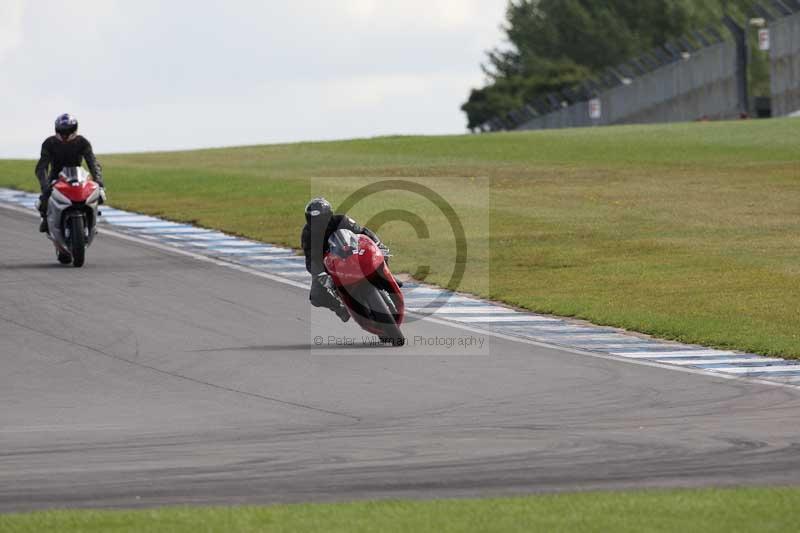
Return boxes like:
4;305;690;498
462;0;758;129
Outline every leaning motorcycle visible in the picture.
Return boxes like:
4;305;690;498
323;229;405;346
38;167;101;268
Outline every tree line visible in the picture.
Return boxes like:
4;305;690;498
462;0;762;130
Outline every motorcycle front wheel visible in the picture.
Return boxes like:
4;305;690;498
68;216;86;267
358;285;405;347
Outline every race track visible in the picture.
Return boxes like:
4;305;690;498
2;206;800;511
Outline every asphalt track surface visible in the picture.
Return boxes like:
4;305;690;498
2;206;800;512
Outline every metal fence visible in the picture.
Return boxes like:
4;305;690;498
481;3;800;133
516;40;741;131
771;9;800;116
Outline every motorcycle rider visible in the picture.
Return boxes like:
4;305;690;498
35;114;105;232
301;197;390;322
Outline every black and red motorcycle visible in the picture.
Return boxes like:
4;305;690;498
323;229;405;346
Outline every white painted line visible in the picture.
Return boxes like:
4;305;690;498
120;225;187;230
249;255;296;261
180;241;253;247
237;254;298;260
514;327;615;334
106;218;179;225
453;315;561;323
403;297;481;306
168;233;236;241
105;217;165;224
266;260;306;266
405;287;452;295
713;365;800;375
191;241;266;248
206;243;278;249
152;235;222;242
408;295;481;303
613;351;738;359
408;290;464;297
133;228;194;233
141;228;212;234
102;214;159;220
117;214;159;220
661;358;785;366
570;343;673;349
110;222;184;229
268;270;311;278
100;211;146;216
406;307;520;314
207;248;295;256
259;264;307;271
534;334;633;340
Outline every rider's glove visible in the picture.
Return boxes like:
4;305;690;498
98;187;107;205
317;272;334;290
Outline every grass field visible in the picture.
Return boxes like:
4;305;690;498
2;488;800;532
1;119;798;357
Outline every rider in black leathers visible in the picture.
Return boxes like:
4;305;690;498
35;114;105;232
301;197;386;322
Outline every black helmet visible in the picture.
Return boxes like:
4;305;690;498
305;197;333;227
54;113;78;140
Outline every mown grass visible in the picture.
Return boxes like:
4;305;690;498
2;119;798;357
3;488;800;532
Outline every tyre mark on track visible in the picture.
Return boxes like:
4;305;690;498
0;314;361;422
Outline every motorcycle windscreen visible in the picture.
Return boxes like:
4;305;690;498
327;228;360;259
58;166;91;184
325;229;383;285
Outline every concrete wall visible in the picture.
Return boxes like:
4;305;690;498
517;41;740;131
771;12;800;116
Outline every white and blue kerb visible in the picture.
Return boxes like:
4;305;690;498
3;187;799;388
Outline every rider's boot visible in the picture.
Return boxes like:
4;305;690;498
335;304;351;322
39;218;48;233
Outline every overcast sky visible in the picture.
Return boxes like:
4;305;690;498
0;0;508;158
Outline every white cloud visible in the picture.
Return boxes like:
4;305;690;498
0;0;507;157
339;0;500;31
0;0;25;60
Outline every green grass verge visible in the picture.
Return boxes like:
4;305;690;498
2;119;798;357
2;488;800;532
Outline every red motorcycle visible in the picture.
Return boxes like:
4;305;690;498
39;167;101;267
323;229;405;346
